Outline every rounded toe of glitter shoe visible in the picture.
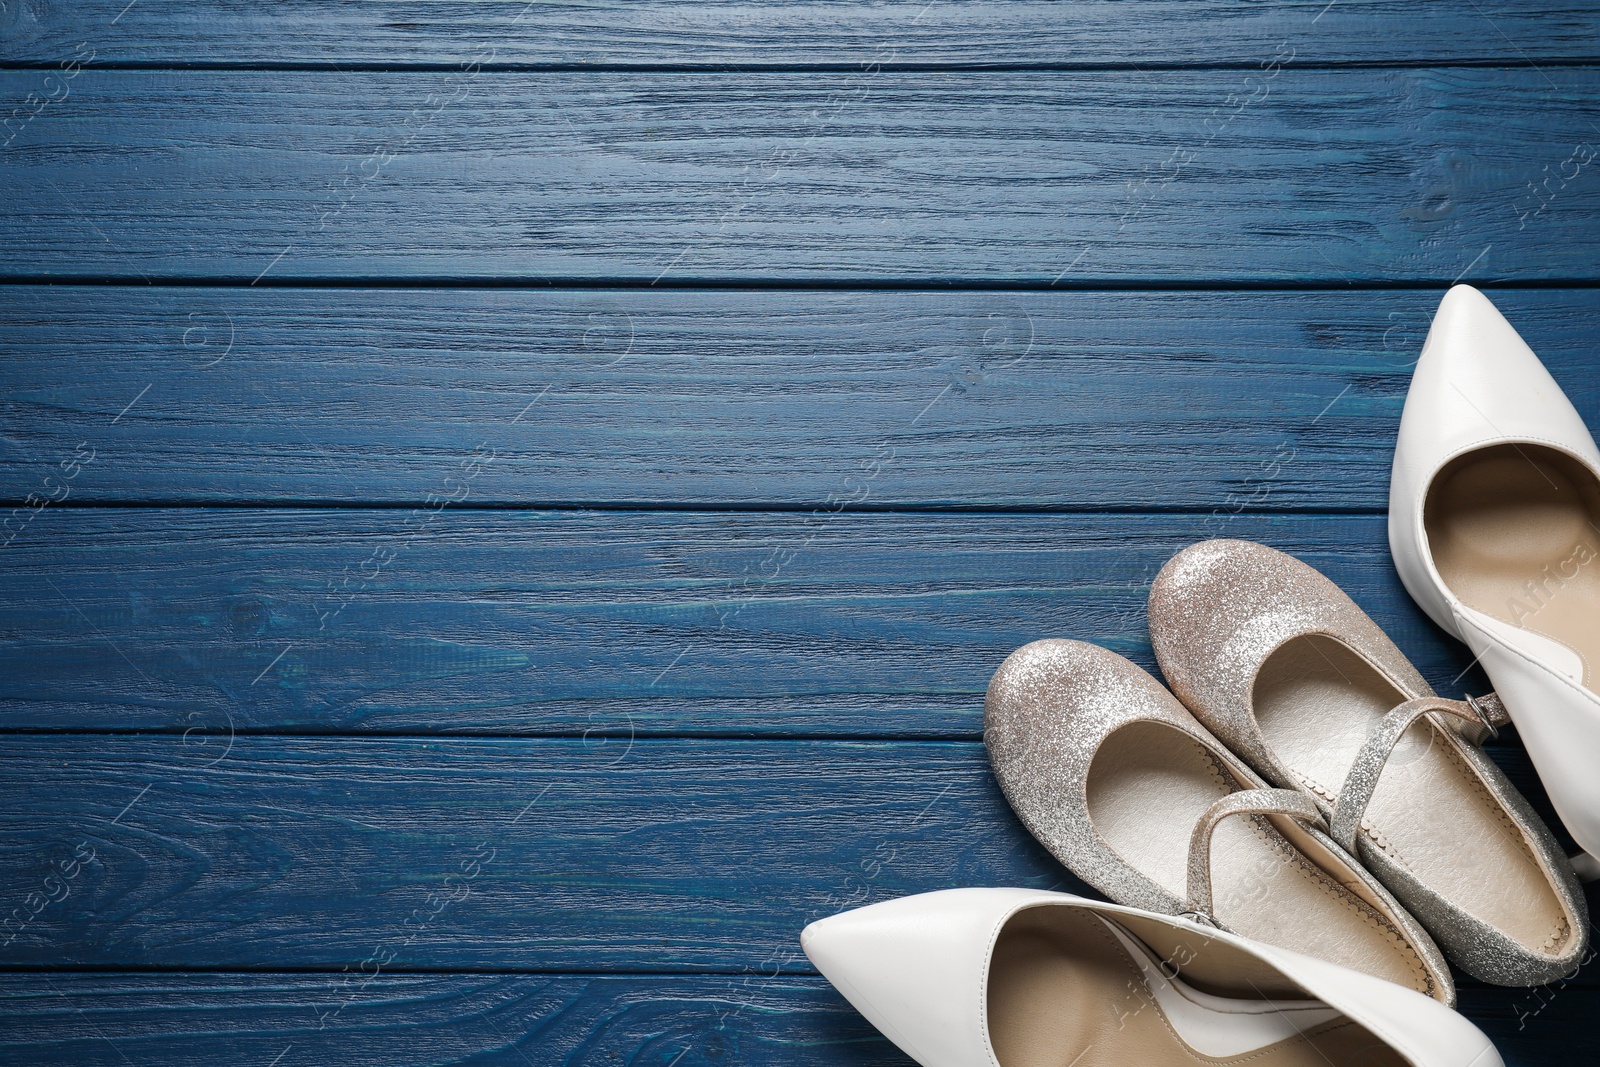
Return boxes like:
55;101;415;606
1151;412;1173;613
984;638;1453;1004
1149;538;1589;987
803;888;1500;1067
1390;284;1600;862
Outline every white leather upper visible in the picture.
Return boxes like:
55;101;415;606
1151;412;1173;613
1459;612;1600;854
1245;934;1501;1067
1096;916;1345;1058
1389;285;1600;634
801;888;1500;1067
802;887;1043;1067
1388;284;1600;855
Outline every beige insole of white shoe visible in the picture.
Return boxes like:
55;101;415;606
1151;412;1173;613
1085;721;1433;995
988;905;1404;1067
1253;634;1565;954
1426;443;1600;688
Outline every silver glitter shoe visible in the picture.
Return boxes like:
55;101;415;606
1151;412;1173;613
1148;539;1589;988
986;638;1454;1004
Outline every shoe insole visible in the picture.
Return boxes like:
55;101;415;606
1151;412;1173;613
988;905;1404;1067
1253;634;1567;956
1084;721;1433;996
1426;443;1600;688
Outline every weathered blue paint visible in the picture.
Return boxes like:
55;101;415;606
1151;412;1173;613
2;70;1599;283
2;4;1597;1063
0;287;1597;509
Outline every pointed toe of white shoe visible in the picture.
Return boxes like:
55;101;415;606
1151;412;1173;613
1390;284;1600;859
803;889;1501;1067
1390;284;1600;628
802;888;1038;1067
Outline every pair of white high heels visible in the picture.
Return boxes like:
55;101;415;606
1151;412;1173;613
802;287;1600;1067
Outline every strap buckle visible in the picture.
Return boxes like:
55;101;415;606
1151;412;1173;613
1464;693;1503;741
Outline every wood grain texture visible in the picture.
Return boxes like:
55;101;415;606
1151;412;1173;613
4;287;1599;509
0;974;908;1067
0;979;908;1067
5;1;1600;69
0;509;1499;736
0;734;1585;972
0;735;1066;969
4;2;1595;1063
0;974;1592;1067
4;69;1599;282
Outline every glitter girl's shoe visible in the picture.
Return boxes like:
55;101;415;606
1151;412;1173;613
1390;284;1600;865
1149;538;1588;987
802;888;1501;1067
985;639;1452;1004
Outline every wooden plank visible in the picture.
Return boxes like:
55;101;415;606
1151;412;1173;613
3;286;1597;509
1456;986;1600;1066
0;974;1591;1067
0;735;1585;971
3;69;1599;283
0;510;1501;736
6;1;1600;69
0;736;1062;969
0;974;904;1067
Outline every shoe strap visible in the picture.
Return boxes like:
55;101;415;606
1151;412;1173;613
1327;697;1487;853
1185;788;1325;926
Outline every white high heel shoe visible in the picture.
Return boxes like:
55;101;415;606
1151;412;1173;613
802;888;1501;1067
1389;284;1600;860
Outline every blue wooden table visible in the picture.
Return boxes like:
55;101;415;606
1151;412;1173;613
2;3;1598;1063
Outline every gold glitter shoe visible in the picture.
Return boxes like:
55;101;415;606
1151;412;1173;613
1148;539;1589;988
985;638;1454;1004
